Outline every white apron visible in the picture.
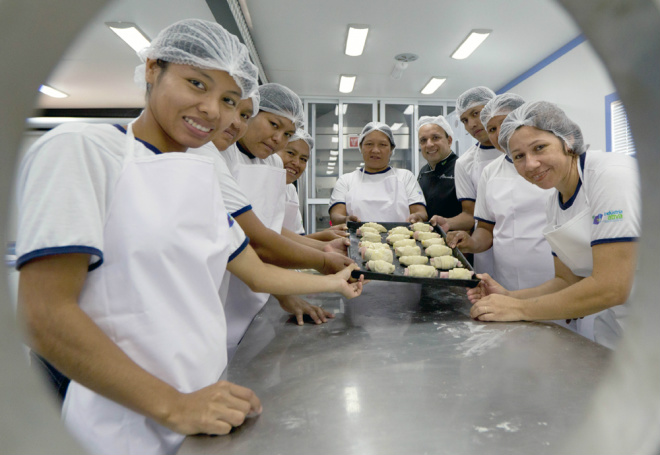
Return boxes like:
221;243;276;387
345;169;409;222
63;125;233;455
282;184;303;233
224;159;286;359
487;160;554;290
542;165;626;347
471;147;500;276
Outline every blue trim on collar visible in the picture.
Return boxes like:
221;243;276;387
361;166;392;175
17;246;103;271
478;143;496;150
579;151;587;172
113;125;162;155
504;155;513;163
559;152;588;210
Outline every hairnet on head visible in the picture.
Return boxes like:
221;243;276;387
257;83;305;129
455;86;496;118
289;129;315;151
480;93;525;128
245;88;260;117
417;115;454;139
135;19;258;98
498;101;587;157
358;122;396;150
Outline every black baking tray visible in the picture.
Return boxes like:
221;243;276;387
347;221;480;288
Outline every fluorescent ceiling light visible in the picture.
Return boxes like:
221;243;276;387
451;29;491;60
39;85;68;98
403;105;414;115
334;104;348;116
331;136;339;143
330;150;339;156
421;77;447;95
326;170;334;174
390;123;404;131
333;123;339;132
106;22;151;53
339;75;356;94
329;156;337;161
345;25;369;56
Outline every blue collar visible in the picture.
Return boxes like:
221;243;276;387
504;155;513;163
478;143;496;150
360;166;392;175
236;141;256;159
558;153;587;210
113;125;162;155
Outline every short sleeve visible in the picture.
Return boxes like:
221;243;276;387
329;173;351;210
588;155;641;245
15;130;114;269
455;154;476;201
474;168;495;224
226;213;249;262
399;169;426;206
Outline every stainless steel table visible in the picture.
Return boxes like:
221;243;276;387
179;281;610;455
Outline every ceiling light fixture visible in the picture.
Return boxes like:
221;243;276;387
421;77;447;95
345;25;369;56
451;29;491;60
39;84;68;98
330;150;339;156
326;170;334;174
339;75;356;94
403;105;414;115
331;136;339;143
329;156;337;162
333;123;339;132
106;22;151;53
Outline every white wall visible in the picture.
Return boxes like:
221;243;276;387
503;40;615;152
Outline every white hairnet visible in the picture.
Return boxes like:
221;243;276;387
289;129;314;151
258;83;305;129
246;89;260;117
498;101;587;157
358;122;396;150
417;115;454;139
455;86;496;118
480;93;525;128
135;19;258;99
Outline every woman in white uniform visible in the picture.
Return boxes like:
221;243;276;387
329;122;428;225
16;20;363;455
468;101;640;349
431;87;499;276
446;94;554;291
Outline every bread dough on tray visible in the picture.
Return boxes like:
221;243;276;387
411;222;433;232
395;245;422;257
362;248;394;263
392;238;416;249
360;233;382;243
414;231;442;241
366;259;396;274
399;255;429;266
421;237;445;248
387;233;411;244
357;226;379;236
361;222;387;233
440;269;474;279
430;256;461;270
425;244;453;257
404;264;438;277
389;226;414;236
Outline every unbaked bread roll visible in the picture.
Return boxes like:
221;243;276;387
361;222;386;233
357;226;379;236
421;237;445;248
425;244;453;257
362;248;394;263
392;238;416;249
395;245;421;257
360;233;382;243
367;259;395;274
430;256;461;269
414;231;441;241
389;226;414;236
411;222;433;232
404;264;438;278
359;241;389;249
439;269;474;279
387;233;411;244
399;255;429;266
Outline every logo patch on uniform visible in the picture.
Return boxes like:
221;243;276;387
593;210;623;225
227;213;235;227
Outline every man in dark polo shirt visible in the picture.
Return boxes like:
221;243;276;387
417;115;462;219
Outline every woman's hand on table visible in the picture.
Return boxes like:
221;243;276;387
277;295;334;325
164;381;261;436
446;230;473;251
470;294;526;322
466;273;509;303
429;215;450;233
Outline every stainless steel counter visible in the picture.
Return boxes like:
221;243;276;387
179;282;611;455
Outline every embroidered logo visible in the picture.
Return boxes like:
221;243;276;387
227;213;235;227
593;210;623;225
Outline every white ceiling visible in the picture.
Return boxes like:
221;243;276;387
35;0;581;110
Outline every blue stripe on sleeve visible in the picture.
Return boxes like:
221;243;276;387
231;205;253;218
228;237;250;262
17;246;103;271
591;237;638;246
458;198;476;202
329;202;346;210
474;216;495;225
